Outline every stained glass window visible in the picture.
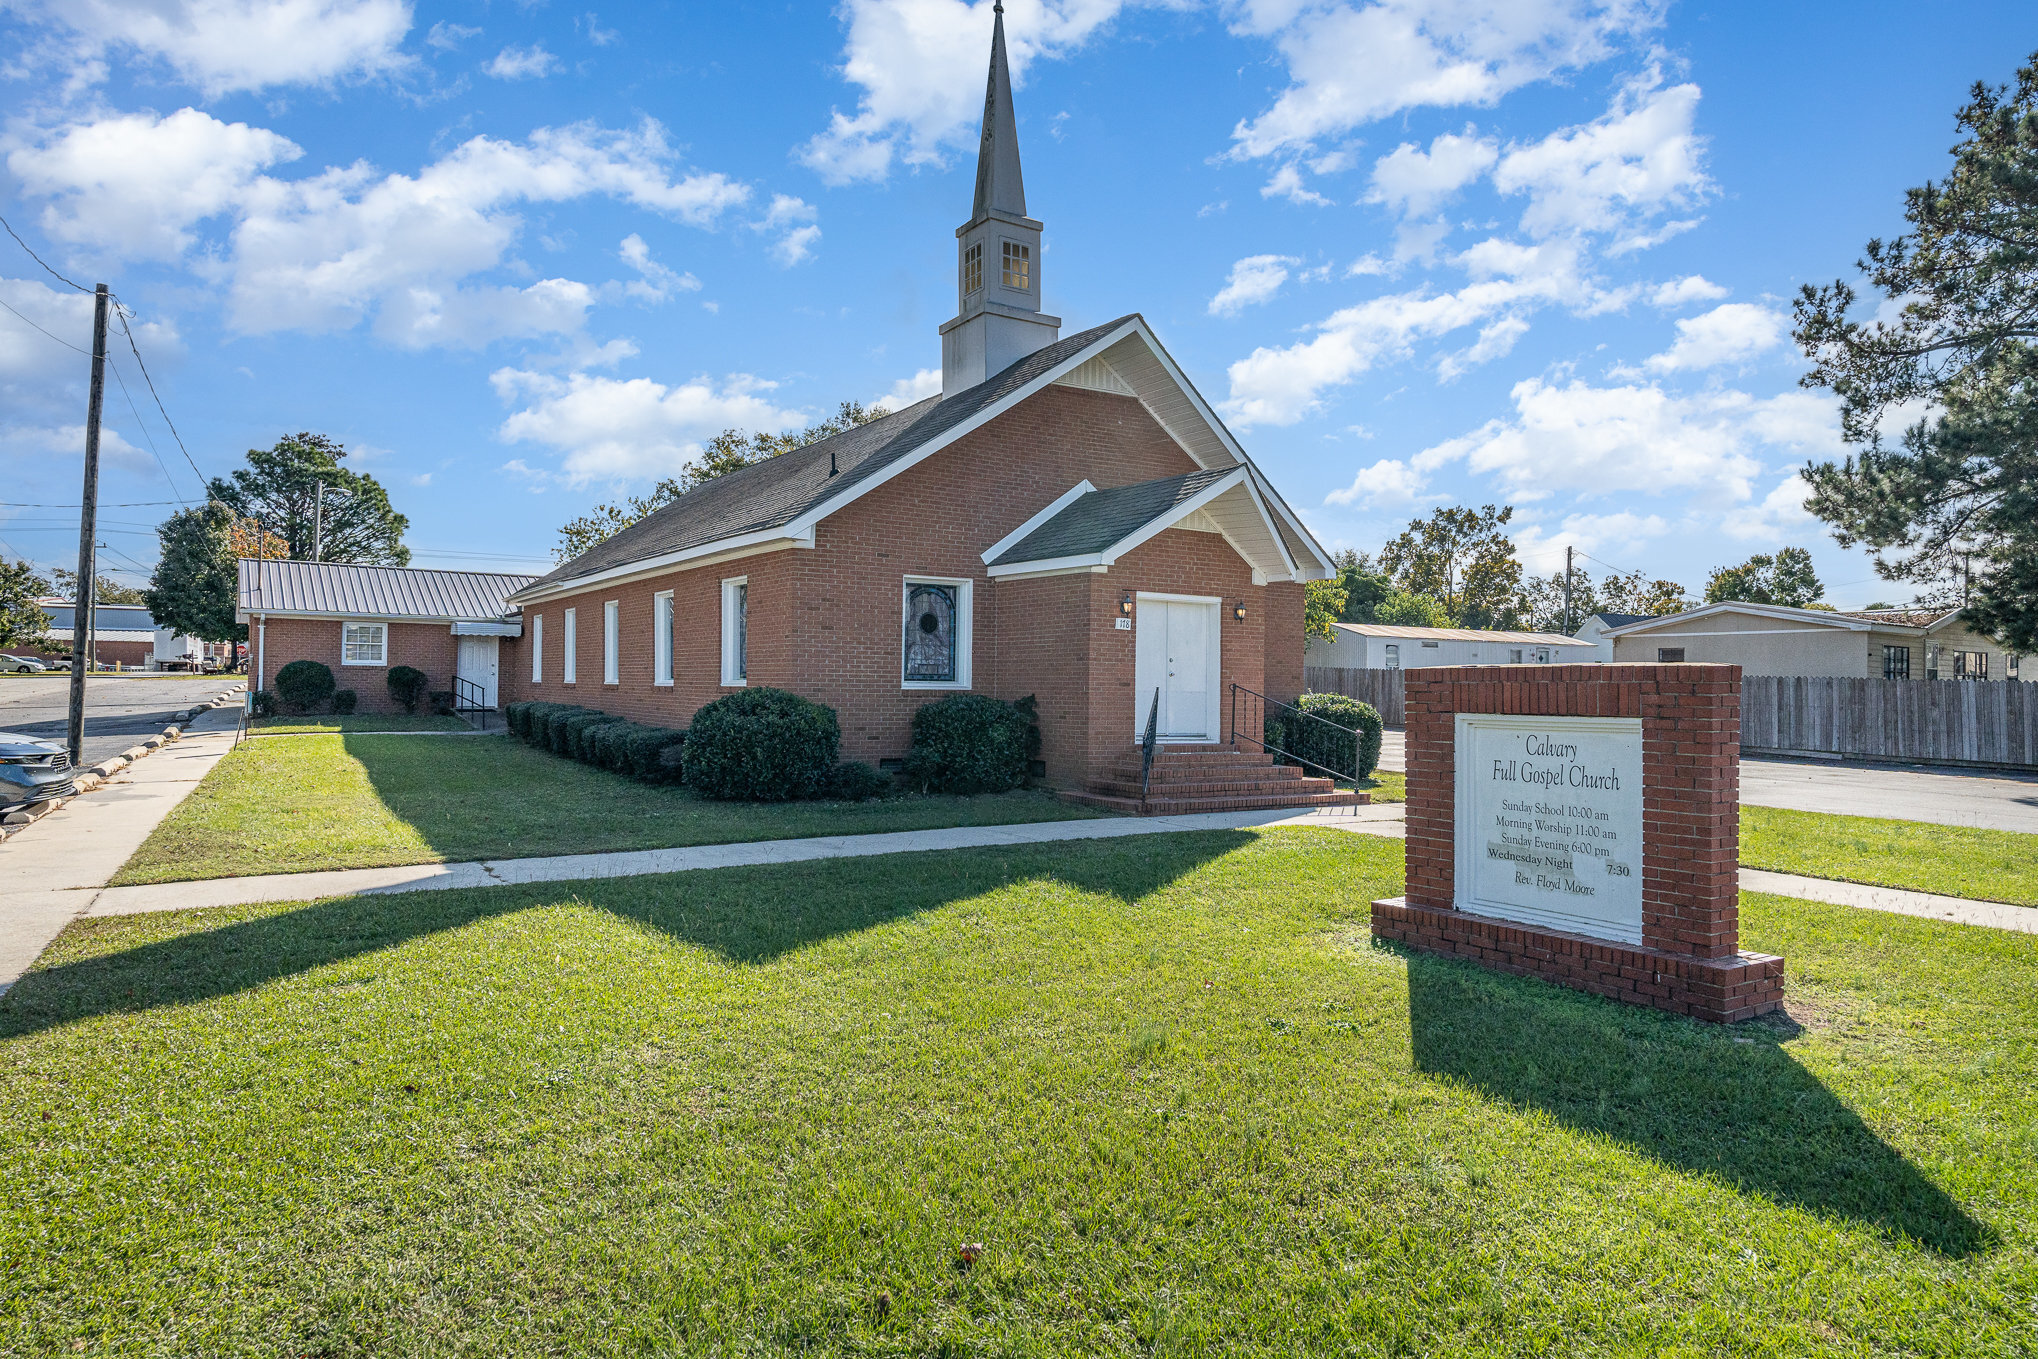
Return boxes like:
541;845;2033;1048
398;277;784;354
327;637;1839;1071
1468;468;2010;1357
903;583;957;683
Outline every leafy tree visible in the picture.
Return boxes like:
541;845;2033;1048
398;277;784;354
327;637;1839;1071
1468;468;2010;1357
1599;568;1690;617
144;504;283;642
208;433;410;565
1375;591;1452;627
1379;504;1523;628
1329;548;1395;623
1516;569;1601;635
1303;577;1348;641
0;560;54;650
1792;52;2038;650
48;569;146;605
554;401;892;561
1704;547;1825;608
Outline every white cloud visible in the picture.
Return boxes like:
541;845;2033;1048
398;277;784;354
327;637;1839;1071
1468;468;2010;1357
1650;274;1726;307
1641;301;1786;372
426;20;479;50
1325;456;1427;507
1492;75;1709;239
755;195;821;266
1260;164;1331;206
485;44;559;79
492;366;807;483
0;278;180;414
23;0;414;97
1720;472;1817;542
797;0;1150;184
1512;510;1667;571
1227;0;1660;161
1412;376;1839;507
772;225;823;267
1434;313;1529;381
12;110;755;348
618;234;700;302
7;109;303;262
1209;254;1298;316
1;422;152;474
1367;129;1497;218
879;367;942;407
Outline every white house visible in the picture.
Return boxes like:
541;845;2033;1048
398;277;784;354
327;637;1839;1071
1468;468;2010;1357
1572;611;1657;663
1607;602;2026;679
1306;622;1599;670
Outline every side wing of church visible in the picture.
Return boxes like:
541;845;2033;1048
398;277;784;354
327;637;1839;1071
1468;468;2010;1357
496;3;1338;797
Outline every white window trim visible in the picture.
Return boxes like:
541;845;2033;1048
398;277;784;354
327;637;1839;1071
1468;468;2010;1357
563;607;578;685
602;600;620;685
340;620;387;667
530;613;544;684
654;591;674;687
720;576;748;687
901;576;973;690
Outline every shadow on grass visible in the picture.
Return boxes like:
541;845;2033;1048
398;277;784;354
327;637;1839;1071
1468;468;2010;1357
0;831;1253;1044
1401;951;1991;1258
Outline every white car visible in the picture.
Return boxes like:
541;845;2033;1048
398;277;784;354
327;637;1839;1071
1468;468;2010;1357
0;655;49;674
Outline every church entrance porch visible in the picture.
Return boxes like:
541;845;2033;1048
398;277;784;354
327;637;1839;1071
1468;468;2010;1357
1133;593;1221;743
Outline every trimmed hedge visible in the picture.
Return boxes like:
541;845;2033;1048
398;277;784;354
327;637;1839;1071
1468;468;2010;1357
684;687;840;801
901;693;1038;795
250;688;276;718
823;760;892;801
331;689;357;715
387;666;428;713
503;701;688;786
274;659;335;713
1270;692;1383;781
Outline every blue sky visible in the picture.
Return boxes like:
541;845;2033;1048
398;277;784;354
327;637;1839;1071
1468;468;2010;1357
1;0;2030;606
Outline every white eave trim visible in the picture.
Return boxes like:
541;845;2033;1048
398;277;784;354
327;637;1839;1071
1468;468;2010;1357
506;526;815;605
985;555;1111;581
981;480;1096;565
987;466;1295;582
1242;461;1335;579
1606;601;1875;635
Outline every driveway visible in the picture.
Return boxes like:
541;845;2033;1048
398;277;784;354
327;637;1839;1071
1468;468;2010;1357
0;674;241;770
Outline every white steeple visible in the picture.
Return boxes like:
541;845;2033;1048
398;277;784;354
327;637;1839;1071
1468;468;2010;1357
939;1;1060;396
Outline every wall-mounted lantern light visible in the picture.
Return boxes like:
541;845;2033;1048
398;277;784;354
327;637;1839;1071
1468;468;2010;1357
1232;601;1248;623
1120;592;1134;616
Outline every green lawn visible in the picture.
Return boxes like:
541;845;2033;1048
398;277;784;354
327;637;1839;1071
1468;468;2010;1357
113;734;1102;884
4;829;2032;1354
1358;769;1405;803
1744;805;2038;907
252;714;475;734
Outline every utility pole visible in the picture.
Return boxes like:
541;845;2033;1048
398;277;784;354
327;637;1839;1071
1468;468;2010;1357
67;284;109;770
1562;545;1574;635
313;481;324;562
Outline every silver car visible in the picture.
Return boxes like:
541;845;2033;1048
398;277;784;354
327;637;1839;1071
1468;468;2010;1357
0;655;48;673
0;732;76;806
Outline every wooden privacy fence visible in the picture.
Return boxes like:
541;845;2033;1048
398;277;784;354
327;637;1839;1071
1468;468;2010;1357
1305;665;2038;768
1742;674;2038;768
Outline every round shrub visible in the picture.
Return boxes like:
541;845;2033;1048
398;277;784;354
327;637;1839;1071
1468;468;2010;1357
504;700;531;739
1275;692;1382;781
330;689;358;715
273;659;335;714
685;687;840;801
250;688;277;718
823;760;891;801
386;665;428;713
901;693;1037;795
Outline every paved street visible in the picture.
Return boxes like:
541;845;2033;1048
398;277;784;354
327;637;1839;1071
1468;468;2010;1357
1741;757;2038;834
0;675;241;770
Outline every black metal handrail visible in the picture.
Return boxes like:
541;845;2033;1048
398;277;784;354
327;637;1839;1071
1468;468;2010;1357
451;674;493;730
1138;687;1160;807
1229;683;1364;812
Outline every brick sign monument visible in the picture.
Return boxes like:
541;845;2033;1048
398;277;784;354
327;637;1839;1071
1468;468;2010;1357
1372;664;1784;1023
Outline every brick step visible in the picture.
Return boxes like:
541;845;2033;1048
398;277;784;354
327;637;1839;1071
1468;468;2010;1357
1111;754;1293;775
1060;789;1369;817
1106;763;1310;786
1090;775;1339;799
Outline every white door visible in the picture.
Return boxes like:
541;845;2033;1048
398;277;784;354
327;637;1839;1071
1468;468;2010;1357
1133;596;1219;740
457;635;500;708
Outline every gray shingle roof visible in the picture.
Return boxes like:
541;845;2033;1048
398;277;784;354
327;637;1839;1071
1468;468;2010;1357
1592;612;1654;629
238;559;540;620
987;468;1235;565
519;316;1141;596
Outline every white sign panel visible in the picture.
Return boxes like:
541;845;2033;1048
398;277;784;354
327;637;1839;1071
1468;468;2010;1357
1454;714;1644;944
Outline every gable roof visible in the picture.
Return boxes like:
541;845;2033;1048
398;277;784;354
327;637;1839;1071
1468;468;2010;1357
237;559;538;622
1585;611;1653;629
1604;600;1890;634
986;468;1234;566
509;314;1336;603
1832;607;1964;630
1329;622;1594;646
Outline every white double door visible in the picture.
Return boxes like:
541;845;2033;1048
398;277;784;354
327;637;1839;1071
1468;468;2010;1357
457;635;500;708
1133;595;1220;741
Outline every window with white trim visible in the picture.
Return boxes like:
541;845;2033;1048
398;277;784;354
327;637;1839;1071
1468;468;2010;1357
721;577;747;685
654;591;673;686
564;607;577;684
1001;240;1030;291
603;600;620;685
1508;648;1523;663
902;577;971;688
341;621;386;666
1383;644;1400;669
531;613;544;683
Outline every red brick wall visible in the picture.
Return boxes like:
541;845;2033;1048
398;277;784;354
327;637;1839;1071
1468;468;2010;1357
499;385;1303;787
1401;663;1743;958
253;616;457;713
1264;581;1305;705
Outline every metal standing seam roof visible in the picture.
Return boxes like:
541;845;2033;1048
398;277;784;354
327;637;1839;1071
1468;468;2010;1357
512;316;1151;597
987;468;1236;565
1330;623;1597;646
237;559;541;621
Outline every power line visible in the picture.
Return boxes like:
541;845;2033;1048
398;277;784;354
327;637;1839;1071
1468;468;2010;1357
111;305;208;493
0;292;89;355
0;213;92;294
0;500;187;508
106;353;198;506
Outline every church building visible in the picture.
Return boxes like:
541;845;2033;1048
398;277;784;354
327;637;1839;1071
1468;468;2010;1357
245;6;1346;811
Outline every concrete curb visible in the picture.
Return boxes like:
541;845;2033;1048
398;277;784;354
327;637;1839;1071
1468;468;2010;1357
0;685;244;842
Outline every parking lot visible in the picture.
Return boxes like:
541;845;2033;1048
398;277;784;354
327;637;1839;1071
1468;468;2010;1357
0;675;240;770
